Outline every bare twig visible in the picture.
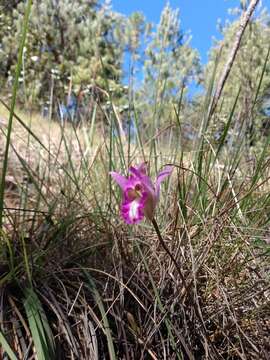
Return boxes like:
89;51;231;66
210;0;260;116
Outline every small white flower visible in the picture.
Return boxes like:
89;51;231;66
31;55;39;62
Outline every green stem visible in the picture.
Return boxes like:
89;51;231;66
0;0;32;228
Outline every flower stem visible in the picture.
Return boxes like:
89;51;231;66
151;218;187;292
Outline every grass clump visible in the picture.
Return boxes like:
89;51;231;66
0;93;269;359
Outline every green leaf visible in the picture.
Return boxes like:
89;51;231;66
0;330;18;360
23;287;56;360
83;270;117;360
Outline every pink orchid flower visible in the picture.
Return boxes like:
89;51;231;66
110;163;173;224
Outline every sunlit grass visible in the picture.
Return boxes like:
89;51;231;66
1;89;269;358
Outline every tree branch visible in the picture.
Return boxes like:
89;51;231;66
210;0;260;116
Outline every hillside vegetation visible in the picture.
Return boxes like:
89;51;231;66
0;0;269;359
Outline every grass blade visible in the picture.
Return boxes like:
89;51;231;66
83;270;116;360
0;330;18;360
23;287;56;360
0;0;32;228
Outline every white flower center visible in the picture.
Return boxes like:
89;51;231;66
129;200;140;221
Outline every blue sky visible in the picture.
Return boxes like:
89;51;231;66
112;0;269;64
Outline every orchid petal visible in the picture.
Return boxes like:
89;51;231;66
121;197;145;224
129;166;155;198
129;165;143;179
109;171;128;191
136;162;148;175
155;166;173;197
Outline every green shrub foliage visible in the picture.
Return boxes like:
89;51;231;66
0;0;124;107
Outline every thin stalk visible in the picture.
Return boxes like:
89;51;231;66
0;0;32;228
210;0;260;115
151;217;187;292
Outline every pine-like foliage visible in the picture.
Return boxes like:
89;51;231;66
204;4;270;144
140;3;201;122
0;0;124;108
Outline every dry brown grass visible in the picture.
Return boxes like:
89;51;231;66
0;105;269;360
